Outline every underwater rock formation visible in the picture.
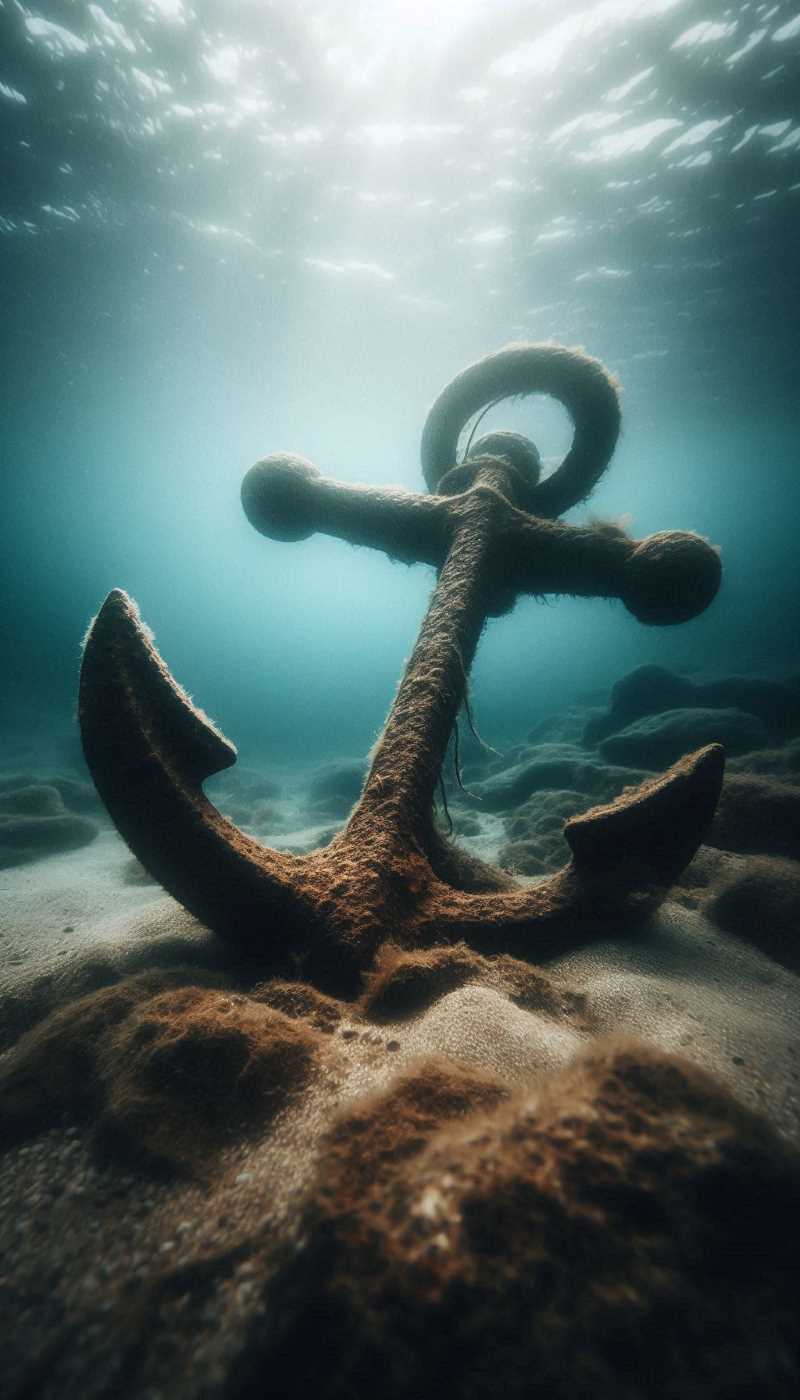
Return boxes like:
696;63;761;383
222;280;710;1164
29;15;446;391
468;747;651;813
0;774;99;869
498;789;597;876
304;758;368;817
700;852;800;973
728;737;800;779
709;771;800;861
585;662;800;746
597;705;768;769
0;770;103;814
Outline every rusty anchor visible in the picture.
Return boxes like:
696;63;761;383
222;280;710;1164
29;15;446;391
79;344;724;991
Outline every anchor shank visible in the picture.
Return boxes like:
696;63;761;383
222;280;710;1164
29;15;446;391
348;488;497;843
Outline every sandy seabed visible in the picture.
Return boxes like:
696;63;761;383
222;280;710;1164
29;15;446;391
2;682;800;1399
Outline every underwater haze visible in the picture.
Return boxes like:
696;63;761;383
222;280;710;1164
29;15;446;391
2;0;799;767
4;10;800;1395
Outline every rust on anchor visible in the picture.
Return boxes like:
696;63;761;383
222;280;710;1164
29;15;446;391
79;343;723;992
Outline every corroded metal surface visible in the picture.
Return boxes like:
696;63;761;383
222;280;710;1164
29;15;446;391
79;344;723;990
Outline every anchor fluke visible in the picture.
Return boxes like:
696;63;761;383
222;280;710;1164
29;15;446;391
82;589;237;783
79;589;308;959
564;742;725;889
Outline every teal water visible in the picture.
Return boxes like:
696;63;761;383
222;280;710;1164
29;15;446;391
1;0;798;767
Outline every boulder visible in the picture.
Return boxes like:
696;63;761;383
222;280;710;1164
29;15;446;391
709;773;800;862
0;772;102;814
584;665;697;745
498;789;592;875
728;738;800;782
0;777;100;868
599;707;767;770
470;747;650;813
0;809;98;869
306;760;367;816
585;664;800;746
701;676;800;737
0;783;64;818
704;854;800;973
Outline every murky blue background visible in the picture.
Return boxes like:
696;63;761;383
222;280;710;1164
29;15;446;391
1;0;798;766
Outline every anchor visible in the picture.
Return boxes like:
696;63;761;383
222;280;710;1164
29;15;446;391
79;344;724;991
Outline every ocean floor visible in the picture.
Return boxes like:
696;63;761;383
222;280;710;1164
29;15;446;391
1;663;799;1398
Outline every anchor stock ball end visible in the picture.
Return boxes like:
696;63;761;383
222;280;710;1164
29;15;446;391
621;529;722;626
241;453;321;542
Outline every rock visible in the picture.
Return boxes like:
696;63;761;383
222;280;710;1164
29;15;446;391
0;776;100;866
306;760;366;816
469;746;650;813
728;738;800;782
701;676;800;737
704;854;800;973
675;842;800;972
0;772;102;815
585;664;800;746
709;773;800;862
0;809;99;869
0;783;64;818
527;707;596;746
47;775;103;815
467;746;581;811
495;839;550;877
599;708;768;770
498;789;591;875
584;665;697;745
483;743;530;776
457;755;492;784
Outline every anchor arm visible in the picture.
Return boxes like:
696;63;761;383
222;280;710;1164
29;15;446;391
415;744;725;958
241;454;451;568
